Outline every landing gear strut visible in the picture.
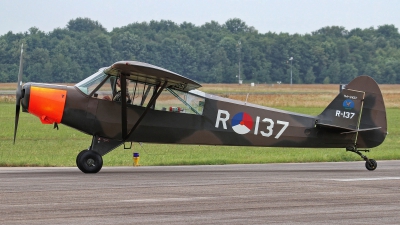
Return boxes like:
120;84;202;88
346;146;377;171
76;150;103;173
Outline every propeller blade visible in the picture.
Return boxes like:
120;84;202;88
16;44;23;106
13;105;20;144
13;44;24;144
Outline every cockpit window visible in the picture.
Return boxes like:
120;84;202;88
75;70;205;115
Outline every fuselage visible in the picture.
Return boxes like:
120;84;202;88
21;82;359;148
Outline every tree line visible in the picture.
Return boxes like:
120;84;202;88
1;17;400;84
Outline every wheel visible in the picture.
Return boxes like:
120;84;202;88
365;159;377;171
76;150;88;170
77;150;103;173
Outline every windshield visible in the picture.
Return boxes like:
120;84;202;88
75;68;111;95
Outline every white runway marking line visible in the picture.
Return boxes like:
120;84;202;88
328;177;400;182
0;197;216;208
121;197;214;203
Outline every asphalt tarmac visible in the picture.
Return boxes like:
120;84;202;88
1;161;400;224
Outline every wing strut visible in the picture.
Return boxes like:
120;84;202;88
120;73;128;138
123;81;168;141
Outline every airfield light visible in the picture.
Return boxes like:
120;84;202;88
133;152;140;166
237;41;242;84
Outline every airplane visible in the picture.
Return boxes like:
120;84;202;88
13;45;387;173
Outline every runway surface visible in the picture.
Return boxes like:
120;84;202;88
1;161;400;224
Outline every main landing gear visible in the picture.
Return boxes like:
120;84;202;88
346;146;377;171
76;150;103;173
75;135;124;173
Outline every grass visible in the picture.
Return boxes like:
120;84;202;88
1;82;399;167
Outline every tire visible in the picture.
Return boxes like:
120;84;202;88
77;150;103;173
76;150;88;171
365;159;377;171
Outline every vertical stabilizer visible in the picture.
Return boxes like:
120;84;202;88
317;89;365;130
317;76;387;148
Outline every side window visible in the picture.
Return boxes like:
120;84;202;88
128;81;205;115
130;82;155;107
99;77;131;102
156;88;204;115
93;77;114;100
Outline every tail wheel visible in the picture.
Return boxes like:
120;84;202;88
365;159;377;171
76;150;103;173
346;147;377;171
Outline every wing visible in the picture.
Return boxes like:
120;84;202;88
104;61;201;92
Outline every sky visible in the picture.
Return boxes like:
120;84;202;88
1;0;400;35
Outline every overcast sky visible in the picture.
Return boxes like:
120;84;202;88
1;0;400;35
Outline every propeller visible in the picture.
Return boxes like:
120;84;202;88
13;44;24;144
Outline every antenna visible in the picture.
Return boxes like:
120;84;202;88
245;93;249;105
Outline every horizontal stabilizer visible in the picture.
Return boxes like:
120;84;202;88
316;123;355;132
340;127;382;134
317;123;381;134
